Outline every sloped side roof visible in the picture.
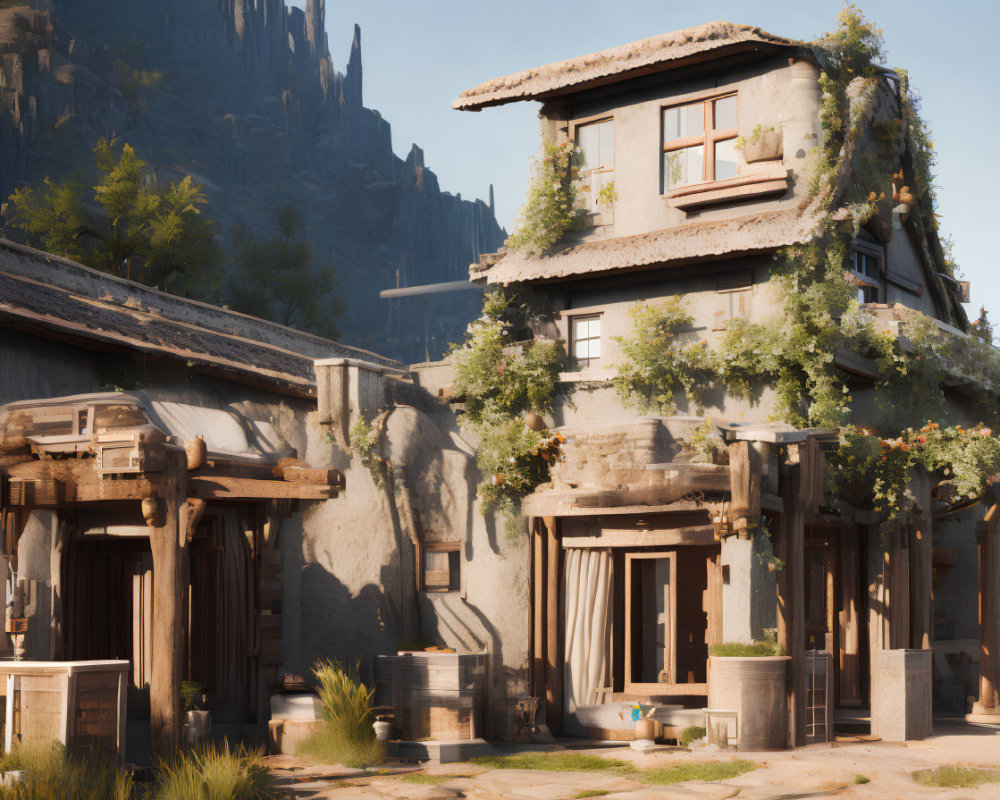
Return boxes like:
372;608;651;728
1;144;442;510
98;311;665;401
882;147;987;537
0;239;405;397
475;198;823;284
454;21;805;111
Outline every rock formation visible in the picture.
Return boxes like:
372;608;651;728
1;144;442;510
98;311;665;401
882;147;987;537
0;1;505;361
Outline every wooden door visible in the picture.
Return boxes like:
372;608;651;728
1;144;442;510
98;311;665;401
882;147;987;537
624;552;677;692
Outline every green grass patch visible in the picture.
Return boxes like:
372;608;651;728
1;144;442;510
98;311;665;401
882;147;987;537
854;773;870;784
643;760;756;785
680;725;706;746
709;641;786;657
297;659;385;768
912;765;1000;788
0;743;133;800
155;742;274;800
575;792;609;798
470;752;634;773
401;773;472;785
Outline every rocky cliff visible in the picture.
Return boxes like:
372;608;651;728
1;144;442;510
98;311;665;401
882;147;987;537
0;0;504;361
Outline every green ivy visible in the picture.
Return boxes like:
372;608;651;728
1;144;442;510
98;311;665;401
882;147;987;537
350;412;388;488
506;141;588;256
449;288;565;521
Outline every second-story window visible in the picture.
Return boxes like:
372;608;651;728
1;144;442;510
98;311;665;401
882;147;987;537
571;314;602;368
576;118;614;213
662;94;738;193
851;243;883;304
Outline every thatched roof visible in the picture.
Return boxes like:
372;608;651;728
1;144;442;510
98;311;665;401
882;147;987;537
474;198;823;284
454;21;805;111
0;239;405;397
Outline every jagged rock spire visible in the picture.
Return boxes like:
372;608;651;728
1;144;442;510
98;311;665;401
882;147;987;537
305;0;326;62
344;23;362;107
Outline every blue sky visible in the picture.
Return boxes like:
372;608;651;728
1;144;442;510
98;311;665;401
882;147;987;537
297;1;995;317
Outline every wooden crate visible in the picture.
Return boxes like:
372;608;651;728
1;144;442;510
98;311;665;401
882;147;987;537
0;660;128;761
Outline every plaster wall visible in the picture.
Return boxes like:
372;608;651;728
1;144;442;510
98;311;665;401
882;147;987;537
541;55;821;241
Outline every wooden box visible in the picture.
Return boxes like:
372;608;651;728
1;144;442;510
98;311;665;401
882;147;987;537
0;660;128;761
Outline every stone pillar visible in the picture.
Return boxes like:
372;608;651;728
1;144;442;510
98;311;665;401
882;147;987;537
149;450;189;760
720;535;776;644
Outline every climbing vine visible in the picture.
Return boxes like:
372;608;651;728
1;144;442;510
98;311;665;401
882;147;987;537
506;140;588;256
610;6;1000;530
449;288;565;524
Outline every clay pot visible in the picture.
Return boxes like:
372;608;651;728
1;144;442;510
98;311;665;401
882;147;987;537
185;435;207;470
373;719;392;743
141;496;162;527
524;412;546;432
634;717;656;741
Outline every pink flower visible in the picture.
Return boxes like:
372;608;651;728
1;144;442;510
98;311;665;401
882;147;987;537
981;428;992;437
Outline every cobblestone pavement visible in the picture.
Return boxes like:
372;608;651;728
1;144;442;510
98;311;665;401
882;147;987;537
266;720;1000;800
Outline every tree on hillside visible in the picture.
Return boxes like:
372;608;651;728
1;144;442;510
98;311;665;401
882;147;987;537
2;138;222;295
228;204;345;339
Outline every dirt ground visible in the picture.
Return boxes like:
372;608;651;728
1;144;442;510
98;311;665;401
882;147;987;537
266;719;1000;799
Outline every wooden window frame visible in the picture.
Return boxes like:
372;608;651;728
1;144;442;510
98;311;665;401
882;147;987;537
421;542;461;592
570;313;602;369
662;92;738;189
849;239;884;304
623;551;678;694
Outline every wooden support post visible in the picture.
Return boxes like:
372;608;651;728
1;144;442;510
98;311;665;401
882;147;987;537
531;519;545;704
908;471;933;650
775;511;790;657
149;449;189;760
886;523;909;649
969;505;1000;718
838;527;862;706
543;516;562;734
789;460;806;747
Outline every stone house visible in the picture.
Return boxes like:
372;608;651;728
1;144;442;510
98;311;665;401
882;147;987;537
449;21;998;745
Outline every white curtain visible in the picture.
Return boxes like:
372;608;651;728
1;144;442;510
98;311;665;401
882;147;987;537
563;548;612;724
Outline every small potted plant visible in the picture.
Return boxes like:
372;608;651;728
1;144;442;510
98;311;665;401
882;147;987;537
182;681;211;746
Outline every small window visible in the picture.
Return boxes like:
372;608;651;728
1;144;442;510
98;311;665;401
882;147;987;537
423;545;460;592
576;118;614;214
571;314;602;368
850;244;883;304
662;94;739;192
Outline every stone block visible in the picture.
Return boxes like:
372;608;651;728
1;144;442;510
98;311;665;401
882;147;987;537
871;649;932;741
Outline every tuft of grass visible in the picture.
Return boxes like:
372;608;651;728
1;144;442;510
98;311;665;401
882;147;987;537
680;725;707;746
709;641;786;657
298;659;385;768
401;773;472;785
643;760;756;785
155;741;275;800
912;765;1000;788
854;773;870;784
470;752;634;773
575;792;610;798
0;742;133;800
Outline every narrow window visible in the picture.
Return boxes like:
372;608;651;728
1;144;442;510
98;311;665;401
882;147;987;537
570;314;602;368
423;544;461;591
662;94;738;192
850;243;883;304
575;118;614;214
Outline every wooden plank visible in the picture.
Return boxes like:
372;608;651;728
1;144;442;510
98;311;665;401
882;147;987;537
976;523;998;710
188;476;334;500
788;446;807;748
544;517;562;734
622;682;707;696
561;525;716;549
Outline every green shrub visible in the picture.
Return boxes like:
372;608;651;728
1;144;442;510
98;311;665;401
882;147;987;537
912;765;1000;788
575;792;609;799
155;742;273;800
854;774;870;784
297;660;385;768
709;641;786;657
680;725;707;746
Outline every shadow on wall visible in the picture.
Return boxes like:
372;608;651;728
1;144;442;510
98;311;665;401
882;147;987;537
299;562;401;685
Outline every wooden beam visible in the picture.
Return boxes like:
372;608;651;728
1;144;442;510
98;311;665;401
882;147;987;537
908;471;933;650
785;445;807;747
188;476;334;500
973;522;999;712
543;516;562;734
839;526;862;706
149;450;188;760
561;525;716;549
728;440;762;527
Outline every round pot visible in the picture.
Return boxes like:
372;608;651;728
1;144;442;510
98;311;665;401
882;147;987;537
184;710;212;746
373;719;392;743
708;656;790;750
633;717;656;741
